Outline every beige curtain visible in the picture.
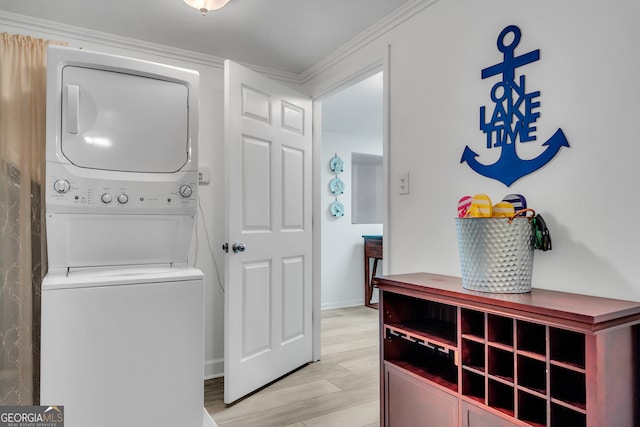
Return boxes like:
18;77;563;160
0;33;63;406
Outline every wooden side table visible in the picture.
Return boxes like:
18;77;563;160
362;235;382;309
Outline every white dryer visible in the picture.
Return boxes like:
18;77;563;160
41;46;211;427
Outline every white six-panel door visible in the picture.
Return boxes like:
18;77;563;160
223;60;313;404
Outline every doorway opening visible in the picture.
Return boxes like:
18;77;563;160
319;71;384;310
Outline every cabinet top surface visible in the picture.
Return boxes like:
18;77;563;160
362;235;382;240
375;273;640;328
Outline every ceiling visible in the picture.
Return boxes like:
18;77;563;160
0;0;408;74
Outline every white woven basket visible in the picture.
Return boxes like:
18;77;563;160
455;215;534;293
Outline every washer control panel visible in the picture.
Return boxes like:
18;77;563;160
46;165;198;215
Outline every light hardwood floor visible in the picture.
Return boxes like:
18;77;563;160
205;306;380;427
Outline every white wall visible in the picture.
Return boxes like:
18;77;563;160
320;131;382;309
307;0;640;301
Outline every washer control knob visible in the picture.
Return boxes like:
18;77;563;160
179;185;193;198
101;193;112;204
117;194;129;204
53;179;70;194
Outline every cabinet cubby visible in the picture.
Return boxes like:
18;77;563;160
517;390;547;426
487;346;514;383
516;320;546;356
551;403;586;427
517;355;546;394
488;314;514;347
550;365;586;409
488;379;514;416
549;327;585;369
461;308;485;339
383;292;456;346
383;293;458;392
461;338;484;372
377;273;640;427
461;369;485;403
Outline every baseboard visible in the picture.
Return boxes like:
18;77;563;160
203;407;218;427
321;299;365;310
204;358;224;380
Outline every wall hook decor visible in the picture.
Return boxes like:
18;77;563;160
329;154;345;217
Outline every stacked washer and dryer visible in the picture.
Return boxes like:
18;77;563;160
40;46;214;427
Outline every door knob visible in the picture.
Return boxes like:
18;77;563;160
223;242;246;253
232;242;246;253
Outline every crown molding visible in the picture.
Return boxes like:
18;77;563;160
233;61;302;85
0;0;436;86
298;0;439;84
0;11;224;68
0;10;304;82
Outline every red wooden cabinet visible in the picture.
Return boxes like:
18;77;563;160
375;273;640;427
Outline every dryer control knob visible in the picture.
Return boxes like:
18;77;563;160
101;193;112;204
117;194;129;204
179;185;193;198
53;179;70;194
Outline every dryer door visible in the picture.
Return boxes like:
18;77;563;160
60;66;189;173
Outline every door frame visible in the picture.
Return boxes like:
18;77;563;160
311;47;391;360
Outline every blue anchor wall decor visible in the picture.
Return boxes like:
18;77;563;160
461;25;570;186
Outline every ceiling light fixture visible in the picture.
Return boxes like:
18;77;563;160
183;0;230;15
